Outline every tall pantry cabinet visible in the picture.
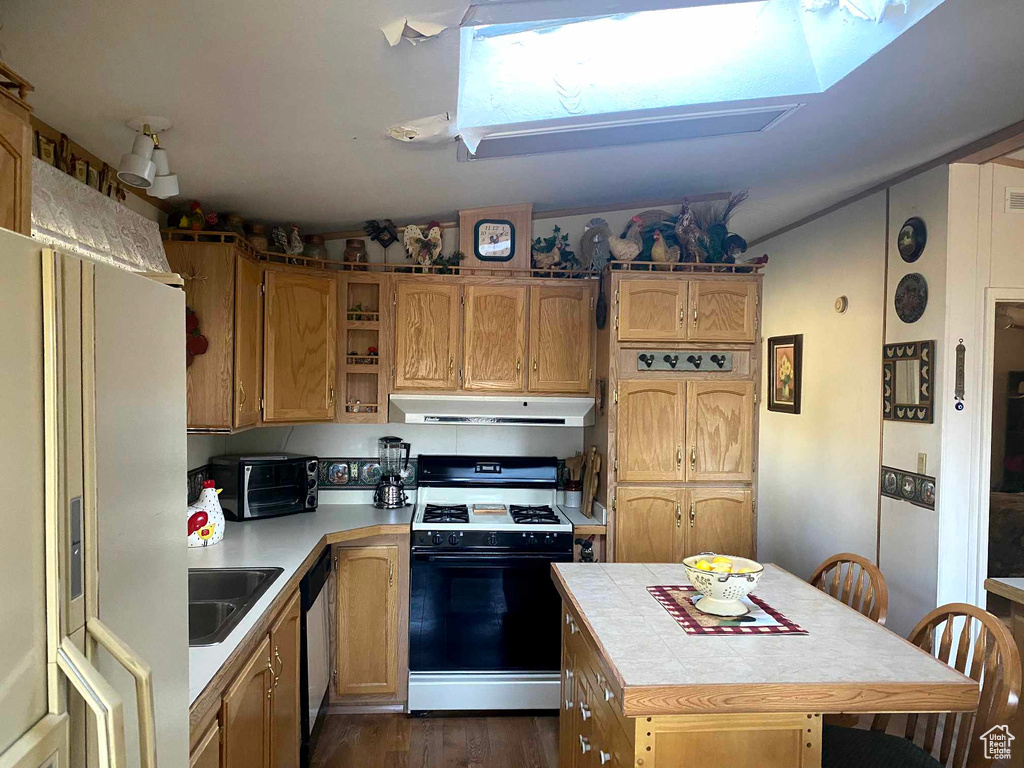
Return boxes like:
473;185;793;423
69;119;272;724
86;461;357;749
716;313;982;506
586;271;763;564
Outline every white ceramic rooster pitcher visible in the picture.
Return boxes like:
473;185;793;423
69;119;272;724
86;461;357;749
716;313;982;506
187;480;225;547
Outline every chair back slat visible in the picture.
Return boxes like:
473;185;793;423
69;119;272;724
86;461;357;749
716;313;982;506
872;603;1021;768
809;553;889;625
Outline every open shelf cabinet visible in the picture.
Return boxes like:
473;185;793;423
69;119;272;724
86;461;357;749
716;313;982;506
339;275;387;422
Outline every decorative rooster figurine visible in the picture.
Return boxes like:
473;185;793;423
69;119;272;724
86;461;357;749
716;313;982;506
403;223;444;266
650;230;681;270
608;215;643;262
287;224;304;255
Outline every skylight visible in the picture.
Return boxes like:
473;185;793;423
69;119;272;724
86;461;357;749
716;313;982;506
457;0;947;156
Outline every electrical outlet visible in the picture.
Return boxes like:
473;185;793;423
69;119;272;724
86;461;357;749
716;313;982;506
917;453;927;474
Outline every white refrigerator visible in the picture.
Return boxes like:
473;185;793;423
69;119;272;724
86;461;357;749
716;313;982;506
0;228;189;768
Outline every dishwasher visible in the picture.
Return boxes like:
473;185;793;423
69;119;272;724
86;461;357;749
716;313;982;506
300;547;331;767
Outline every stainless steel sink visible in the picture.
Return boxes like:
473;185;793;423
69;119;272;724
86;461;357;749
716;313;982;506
188;567;283;646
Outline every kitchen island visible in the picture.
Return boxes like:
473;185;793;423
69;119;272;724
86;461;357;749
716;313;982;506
552;562;979;768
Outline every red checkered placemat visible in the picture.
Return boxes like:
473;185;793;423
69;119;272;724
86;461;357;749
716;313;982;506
647;585;808;635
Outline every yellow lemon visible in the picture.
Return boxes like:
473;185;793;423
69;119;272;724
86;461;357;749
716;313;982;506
695;560;712;571
710;564;732;573
735;567;752;574
711;556;732;565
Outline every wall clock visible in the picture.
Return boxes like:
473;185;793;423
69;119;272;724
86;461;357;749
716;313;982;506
474;219;515;261
459;203;532;270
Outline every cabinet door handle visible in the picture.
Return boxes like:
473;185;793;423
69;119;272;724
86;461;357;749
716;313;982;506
328;385;335;406
690;501;695;528
676;502;681;529
238;381;246;410
604;687;614;702
580;703;592;721
693;305;698;328
389;560;394;587
274;646;282;687
676;445;683;470
533;358;538;373
580;735;592;754
267;657;275;698
449;355;455;381
565;698;574;710
516;357;521;375
600;750;612;765
690;445;697;471
679;304;685;327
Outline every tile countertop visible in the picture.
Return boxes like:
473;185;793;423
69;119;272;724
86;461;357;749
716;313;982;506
187;504;413;705
552;562;979;717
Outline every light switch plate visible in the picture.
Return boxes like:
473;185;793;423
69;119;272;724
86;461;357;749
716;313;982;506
917;453;927;474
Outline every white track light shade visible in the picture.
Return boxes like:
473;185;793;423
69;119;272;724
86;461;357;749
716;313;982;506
147;147;179;199
117;132;156;188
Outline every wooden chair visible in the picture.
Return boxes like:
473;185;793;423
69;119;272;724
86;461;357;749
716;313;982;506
810;552;889;625
823;603;1022;768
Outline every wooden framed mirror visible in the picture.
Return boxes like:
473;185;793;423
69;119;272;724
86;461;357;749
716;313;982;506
883;340;934;422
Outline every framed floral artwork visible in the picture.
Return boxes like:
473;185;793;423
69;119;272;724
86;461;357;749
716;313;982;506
768;335;803;414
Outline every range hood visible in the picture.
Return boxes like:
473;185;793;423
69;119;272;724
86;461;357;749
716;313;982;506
389;395;594;427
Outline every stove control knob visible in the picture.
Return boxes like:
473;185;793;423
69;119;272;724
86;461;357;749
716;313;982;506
486;533;498;547
526;533;537;547
544;534;554;546
448;533;461;546
432;533;444;546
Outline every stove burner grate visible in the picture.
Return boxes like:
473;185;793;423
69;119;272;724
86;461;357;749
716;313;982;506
422;504;470;524
509;505;560;525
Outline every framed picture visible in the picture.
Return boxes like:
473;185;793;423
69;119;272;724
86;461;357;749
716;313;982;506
768;335;803;414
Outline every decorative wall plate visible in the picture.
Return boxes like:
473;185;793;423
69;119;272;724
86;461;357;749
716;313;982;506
897;217;927;262
894;273;928;323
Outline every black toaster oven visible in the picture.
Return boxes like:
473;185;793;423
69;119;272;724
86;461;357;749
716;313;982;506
209;454;319;521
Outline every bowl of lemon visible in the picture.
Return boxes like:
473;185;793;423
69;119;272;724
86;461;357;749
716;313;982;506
682;553;764;617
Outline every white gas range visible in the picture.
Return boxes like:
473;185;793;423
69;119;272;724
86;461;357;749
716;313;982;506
407;456;574;713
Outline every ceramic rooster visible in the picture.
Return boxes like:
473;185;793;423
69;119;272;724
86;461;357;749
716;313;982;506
287;224;304;255
650;230;680;270
271;225;289;254
404;223;444;266
608;215;643;262
675;202;704;263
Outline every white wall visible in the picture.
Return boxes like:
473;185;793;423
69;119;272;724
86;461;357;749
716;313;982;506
757;193;886;582
990;164;1024;288
186;434;227;469
880;166;949;636
224;423;583;460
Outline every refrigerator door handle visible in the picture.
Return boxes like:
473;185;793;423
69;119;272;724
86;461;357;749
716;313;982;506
87;617;157;768
56;638;127;768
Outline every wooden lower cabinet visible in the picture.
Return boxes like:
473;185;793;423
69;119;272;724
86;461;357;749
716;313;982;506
215;590;302;768
189;721;221;768
561;605;821;768
270;591;301;768
334;544;400;696
615;487;754;562
221;635;272;768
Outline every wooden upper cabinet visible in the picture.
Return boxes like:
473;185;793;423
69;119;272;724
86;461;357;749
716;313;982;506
617;279;687;342
614;487;683;563
686;381;754;482
688;280;758;342
528;284;592;393
335;545;400;696
234;256;264;429
394;281;460;390
463;285;526;391
222;635;272;768
264;269;337;422
617;380;685;482
270;591;301;768
0;105;31;236
165;242;237;430
685;488;754;560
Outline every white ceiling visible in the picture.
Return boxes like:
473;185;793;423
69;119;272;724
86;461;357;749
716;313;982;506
2;0;1022;240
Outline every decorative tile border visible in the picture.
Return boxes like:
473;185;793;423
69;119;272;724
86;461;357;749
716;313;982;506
187;464;212;505
318;457;569;490
880;465;935;510
319;458;419;489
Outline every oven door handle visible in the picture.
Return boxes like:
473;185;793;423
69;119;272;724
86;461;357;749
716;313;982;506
413;553;571;563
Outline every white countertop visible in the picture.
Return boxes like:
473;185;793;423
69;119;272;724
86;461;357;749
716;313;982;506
187;504;413;704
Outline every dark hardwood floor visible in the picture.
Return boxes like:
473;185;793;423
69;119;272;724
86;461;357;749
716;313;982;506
310;714;559;768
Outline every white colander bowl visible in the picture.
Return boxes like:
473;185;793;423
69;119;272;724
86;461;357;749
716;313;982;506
682;553;764;616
